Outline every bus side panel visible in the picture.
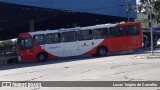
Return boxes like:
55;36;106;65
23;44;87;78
82;39;104;55
32;45;59;59
83;37;127;55
124;22;143;50
95;37;127;53
19;49;37;61
20;45;59;61
83;36;133;55
107;38;127;52
124;35;143;51
83;35;143;55
83;46;97;55
115;22;143;51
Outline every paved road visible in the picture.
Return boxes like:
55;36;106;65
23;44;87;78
0;56;17;65
1;49;160;90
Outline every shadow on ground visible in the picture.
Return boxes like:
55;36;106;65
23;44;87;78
0;48;156;71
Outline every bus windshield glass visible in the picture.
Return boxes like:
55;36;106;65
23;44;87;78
18;37;32;50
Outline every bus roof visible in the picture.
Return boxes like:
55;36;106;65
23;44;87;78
19;22;141;37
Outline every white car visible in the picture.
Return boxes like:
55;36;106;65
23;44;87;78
157;39;160;47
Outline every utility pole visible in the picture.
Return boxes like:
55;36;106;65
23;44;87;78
146;0;154;54
126;0;130;22
149;1;154;54
29;20;35;32
149;14;154;54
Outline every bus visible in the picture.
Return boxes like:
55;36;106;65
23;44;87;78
17;22;143;62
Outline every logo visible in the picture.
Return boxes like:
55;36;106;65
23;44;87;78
82;43;89;47
1;82;42;88
131;38;139;43
2;82;11;87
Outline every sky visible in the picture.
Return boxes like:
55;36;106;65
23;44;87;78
137;0;140;4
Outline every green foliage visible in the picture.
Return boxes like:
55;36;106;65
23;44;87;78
154;0;160;22
139;0;160;23
140;0;152;5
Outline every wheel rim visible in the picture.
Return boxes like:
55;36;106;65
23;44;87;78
99;48;106;56
39;54;45;60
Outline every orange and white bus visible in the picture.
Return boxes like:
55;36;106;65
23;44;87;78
17;22;143;62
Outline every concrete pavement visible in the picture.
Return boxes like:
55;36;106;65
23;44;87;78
1;49;160;90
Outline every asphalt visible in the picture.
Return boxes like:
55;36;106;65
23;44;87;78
1;49;160;90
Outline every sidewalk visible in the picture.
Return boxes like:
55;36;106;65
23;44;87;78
134;51;160;59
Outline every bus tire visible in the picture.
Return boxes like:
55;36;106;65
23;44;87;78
97;46;107;56
37;53;47;62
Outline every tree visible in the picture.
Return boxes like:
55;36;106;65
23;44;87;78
0;40;16;54
154;0;160;22
138;0;160;23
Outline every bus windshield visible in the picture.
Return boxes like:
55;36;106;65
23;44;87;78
18;37;32;50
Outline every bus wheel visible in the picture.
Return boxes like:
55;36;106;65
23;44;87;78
37;53;47;62
97;47;107;56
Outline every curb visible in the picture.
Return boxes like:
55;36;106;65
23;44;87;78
134;55;160;59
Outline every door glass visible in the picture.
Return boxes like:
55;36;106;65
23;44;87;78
20;37;32;50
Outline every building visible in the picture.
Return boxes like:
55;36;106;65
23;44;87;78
137;13;159;28
0;0;136;40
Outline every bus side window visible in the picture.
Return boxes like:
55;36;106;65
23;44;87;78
46;33;61;44
109;27;116;37
33;34;46;45
20;38;32;49
58;33;61;38
133;26;140;35
21;39;25;47
125;26;131;36
62;31;77;42
89;30;92;35
125;25;140;36
93;28;108;39
117;27;125;37
78;29;93;41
